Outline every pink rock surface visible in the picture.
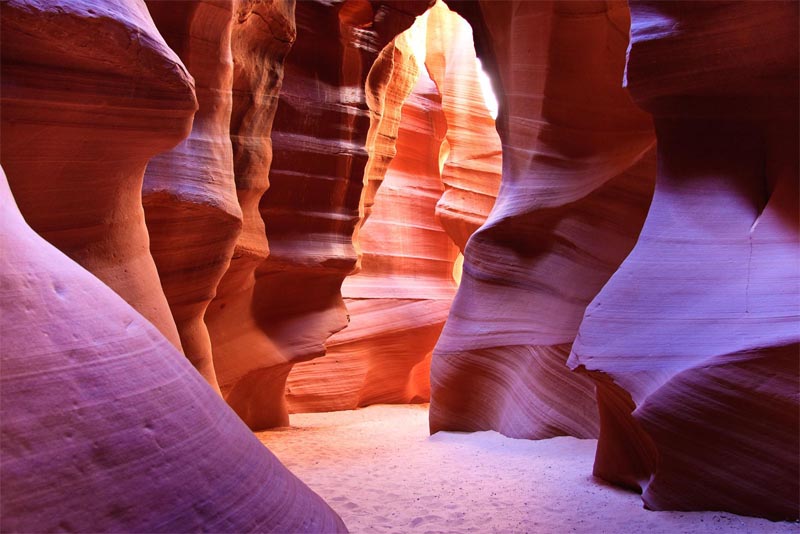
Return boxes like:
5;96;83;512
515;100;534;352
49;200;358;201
0;167;347;532
431;0;656;439
0;0;194;350
568;0;799;519
143;0;242;391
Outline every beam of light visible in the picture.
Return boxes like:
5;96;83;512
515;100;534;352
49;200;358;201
475;58;499;120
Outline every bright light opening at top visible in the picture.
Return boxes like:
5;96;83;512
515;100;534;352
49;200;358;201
475;58;499;120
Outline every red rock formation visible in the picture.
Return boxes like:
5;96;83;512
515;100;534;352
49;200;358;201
425;0;502;251
208;0;431;429
0;167;346;533
568;0;799;520
287;72;456;412
285;1;502;412
204;0;296;427
431;0;656;439
0;0;194;350
143;0;242;391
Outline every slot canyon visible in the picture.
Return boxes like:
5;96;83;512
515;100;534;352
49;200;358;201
0;0;797;532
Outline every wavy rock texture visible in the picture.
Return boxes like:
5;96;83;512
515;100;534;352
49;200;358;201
143;0;242;392
286;72;456;412
0;0;194;350
431;0;656;439
204;0;296;427
207;0;431;429
425;0;502;251
0;167;347;533
568;0;799;520
285;1;502;413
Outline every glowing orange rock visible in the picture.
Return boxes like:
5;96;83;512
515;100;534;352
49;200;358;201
431;0;656;439
569;0;799;519
0;166;347;533
207;0;432;429
143;0;242;391
287;72;456;412
285;1;502;412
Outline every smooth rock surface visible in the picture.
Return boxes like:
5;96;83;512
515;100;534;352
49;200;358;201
432;0;656;440
0;167;346;533
0;0;194;349
208;0;432;429
569;0;800;520
144;0;242;391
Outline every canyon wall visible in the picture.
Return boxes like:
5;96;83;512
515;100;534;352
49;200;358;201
568;0;799;520
205;0;432;429
0;0;193;350
286;0;502;413
143;0;242;392
0;163;346;532
432;0;656;440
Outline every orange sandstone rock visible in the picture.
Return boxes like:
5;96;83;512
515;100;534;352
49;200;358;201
208;0;431;429
287;72;456;412
143;0;242;391
431;0;656;439
0;166;346;533
285;2;502;412
0;0;194;350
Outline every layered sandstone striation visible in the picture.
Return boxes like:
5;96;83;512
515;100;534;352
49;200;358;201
0;167;347;533
286;1;502;412
287;72;456;412
0;0;193;349
568;0;800;519
431;0;656;439
203;0;297;426
206;0;432;428
143;0;242;391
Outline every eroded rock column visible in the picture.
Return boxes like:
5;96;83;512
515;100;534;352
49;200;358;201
431;0;656;439
143;0;242;391
207;0;431;429
0;0;195;349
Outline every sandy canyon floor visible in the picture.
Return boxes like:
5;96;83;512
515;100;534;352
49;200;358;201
258;404;798;534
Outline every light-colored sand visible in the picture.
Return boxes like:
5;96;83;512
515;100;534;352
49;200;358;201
257;404;799;534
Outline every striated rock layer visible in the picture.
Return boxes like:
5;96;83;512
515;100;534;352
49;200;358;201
143;0;242;391
431;0;656;439
286;1;502;412
568;0;800;520
208;0;432;428
0;167;347;533
204;0;297;427
287;72;456;412
0;0;193;350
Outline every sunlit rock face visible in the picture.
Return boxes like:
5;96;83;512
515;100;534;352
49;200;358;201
205;0;432;430
287;72;456;412
569;0;800;520
0;167;347;533
0;0;193;350
285;0;502;413
143;0;242;392
431;0;656;440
